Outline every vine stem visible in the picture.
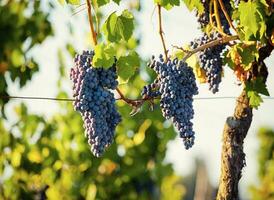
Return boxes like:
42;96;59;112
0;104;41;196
213;0;223;32
157;4;168;62
86;0;97;45
115;88;140;106
92;0;100;36
182;35;239;61
217;0;238;33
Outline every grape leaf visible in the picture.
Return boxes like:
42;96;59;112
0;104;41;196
97;0;110;7
67;0;80;5
245;77;269;108
238;0;267;40
93;43;115;68
117;51;140;83
102;10;134;42
247;91;263;109
182;0;203;13
238;45;259;70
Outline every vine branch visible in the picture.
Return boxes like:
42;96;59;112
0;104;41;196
213;0;222;32
157;4;168;62
217;0;237;33
182;35;239;61
86;0;97;45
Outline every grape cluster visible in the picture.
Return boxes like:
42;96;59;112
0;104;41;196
141;79;161;99
196;0;232;34
190;32;224;93
147;55;198;149
196;0;210;29
70;50;121;157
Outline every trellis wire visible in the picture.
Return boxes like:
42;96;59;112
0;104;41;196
0;95;274;101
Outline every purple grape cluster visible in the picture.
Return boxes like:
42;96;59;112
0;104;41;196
141;79;161;99
190;32;225;93
70;50;121;157
196;0;210;29
147;55;198;149
196;0;232;34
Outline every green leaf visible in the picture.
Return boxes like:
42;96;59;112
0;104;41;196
117;51;140;83
238;0;267;40
223;49;235;70
245;77;269;108
247;91;263;109
93;43;116;68
97;0;110;7
182;0;203;12
102;10;134;42
246;77;269;96
67;0;80;5
237;44;259;70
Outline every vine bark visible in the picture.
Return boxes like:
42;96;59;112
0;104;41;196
216;90;252;200
216;43;273;200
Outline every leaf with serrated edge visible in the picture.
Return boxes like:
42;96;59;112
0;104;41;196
248;91;263;109
102;10;134;42
238;1;266;40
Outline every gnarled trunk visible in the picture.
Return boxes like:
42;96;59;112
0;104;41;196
217;43;273;200
216;90;252;200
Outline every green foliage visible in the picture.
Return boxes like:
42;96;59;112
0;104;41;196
237;0;267;40
0;86;184;199
117;51;140;83
0;1;53;116
249;127;274;200
93;43;116;68
182;0;203;12
102;10;134;42
245;78;269;108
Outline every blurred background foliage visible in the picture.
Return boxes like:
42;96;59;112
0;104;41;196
249;127;274;200
0;0;273;200
0;0;53;117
